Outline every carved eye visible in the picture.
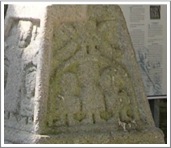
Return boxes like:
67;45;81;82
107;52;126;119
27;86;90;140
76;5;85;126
118;89;123;94
20;34;24;40
95;45;98;50
86;45;90;54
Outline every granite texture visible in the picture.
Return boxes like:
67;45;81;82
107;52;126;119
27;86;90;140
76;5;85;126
4;5;165;144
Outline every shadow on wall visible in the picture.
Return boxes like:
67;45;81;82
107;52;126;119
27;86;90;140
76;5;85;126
4;5;8;18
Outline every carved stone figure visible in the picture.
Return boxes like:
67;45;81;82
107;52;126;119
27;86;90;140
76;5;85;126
4;5;165;144
4;6;40;143
47;8;143;132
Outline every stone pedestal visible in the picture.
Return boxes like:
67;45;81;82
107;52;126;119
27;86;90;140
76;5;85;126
4;5;165;144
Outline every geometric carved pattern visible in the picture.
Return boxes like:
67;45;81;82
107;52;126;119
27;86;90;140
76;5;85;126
48;19;142;131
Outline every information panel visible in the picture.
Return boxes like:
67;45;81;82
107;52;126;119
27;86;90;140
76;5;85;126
120;5;167;97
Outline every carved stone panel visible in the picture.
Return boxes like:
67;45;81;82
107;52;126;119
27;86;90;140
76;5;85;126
4;5;165;144
47;6;147;133
4;19;40;128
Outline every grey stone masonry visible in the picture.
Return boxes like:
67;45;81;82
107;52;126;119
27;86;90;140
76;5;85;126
4;5;165;144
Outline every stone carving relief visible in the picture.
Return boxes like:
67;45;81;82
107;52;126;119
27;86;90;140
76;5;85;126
4;18;40;126
4;5;165;144
47;18;143;132
18;21;33;48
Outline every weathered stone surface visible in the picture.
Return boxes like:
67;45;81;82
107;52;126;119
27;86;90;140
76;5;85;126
4;5;165;144
4;4;43;144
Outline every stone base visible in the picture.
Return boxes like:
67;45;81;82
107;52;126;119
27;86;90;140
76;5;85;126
4;127;33;144
34;127;165;144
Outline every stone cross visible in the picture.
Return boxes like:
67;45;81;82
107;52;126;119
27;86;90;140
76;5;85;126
4;5;165;144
